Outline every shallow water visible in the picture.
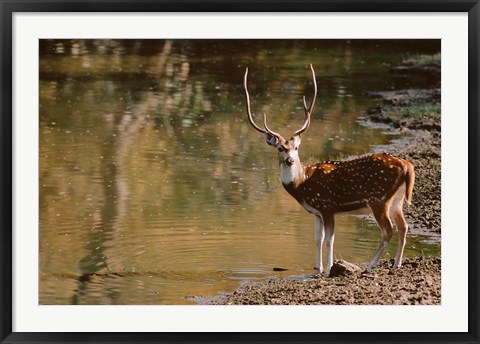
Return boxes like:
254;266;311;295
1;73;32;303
39;39;440;304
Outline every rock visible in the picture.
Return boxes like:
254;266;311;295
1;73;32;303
329;260;362;277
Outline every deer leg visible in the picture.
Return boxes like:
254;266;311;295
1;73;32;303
314;215;325;273
367;204;394;272
390;207;409;269
389;185;409;269
323;214;335;276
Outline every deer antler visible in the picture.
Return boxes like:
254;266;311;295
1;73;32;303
244;67;269;135
244;65;316;138
294;64;317;136
263;114;282;139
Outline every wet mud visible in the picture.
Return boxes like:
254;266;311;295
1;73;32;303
203;257;441;305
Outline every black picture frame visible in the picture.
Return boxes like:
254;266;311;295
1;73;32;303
1;1;479;343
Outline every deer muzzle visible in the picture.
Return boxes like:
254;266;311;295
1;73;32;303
285;157;295;166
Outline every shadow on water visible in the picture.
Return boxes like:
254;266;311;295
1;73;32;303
39;39;441;304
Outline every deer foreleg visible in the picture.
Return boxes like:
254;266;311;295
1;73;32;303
323;214;335;276
314;216;324;273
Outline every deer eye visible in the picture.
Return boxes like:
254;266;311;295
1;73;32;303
295;146;298;150
278;147;283;152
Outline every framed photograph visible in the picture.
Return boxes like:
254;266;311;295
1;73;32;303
1;1;478;343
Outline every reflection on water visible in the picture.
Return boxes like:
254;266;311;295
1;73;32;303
39;39;440;304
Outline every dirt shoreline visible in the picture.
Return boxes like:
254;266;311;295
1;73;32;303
201;63;441;306
202;257;441;305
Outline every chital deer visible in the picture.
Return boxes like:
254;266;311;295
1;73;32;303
244;64;415;276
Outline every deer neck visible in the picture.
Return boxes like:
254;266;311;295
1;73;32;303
280;158;305;188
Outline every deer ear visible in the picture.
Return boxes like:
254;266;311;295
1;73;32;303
265;134;279;147
293;135;302;146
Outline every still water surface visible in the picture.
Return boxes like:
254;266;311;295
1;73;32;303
39;40;440;304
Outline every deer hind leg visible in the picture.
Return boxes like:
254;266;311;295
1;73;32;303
323;213;335;276
389;186;409;269
314;216;325;273
367;202;394;272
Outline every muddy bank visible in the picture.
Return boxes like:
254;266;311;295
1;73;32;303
203;257;440;305
389;52;441;82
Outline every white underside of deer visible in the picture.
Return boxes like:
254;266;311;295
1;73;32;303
244;64;415;277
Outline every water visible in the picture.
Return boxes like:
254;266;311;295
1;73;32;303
39;39;440;304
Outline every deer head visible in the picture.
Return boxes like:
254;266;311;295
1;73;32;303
243;64;317;167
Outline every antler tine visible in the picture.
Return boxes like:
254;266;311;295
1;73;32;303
306;64;318;114
244;67;268;134
294;64;317;136
263;113;282;138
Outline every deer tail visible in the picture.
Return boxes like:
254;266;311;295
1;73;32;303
404;161;415;206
